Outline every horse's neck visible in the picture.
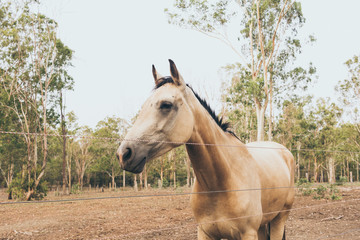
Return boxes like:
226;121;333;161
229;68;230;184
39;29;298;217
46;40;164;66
185;99;246;191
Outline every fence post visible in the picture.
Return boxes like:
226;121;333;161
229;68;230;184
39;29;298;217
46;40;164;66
350;172;353;183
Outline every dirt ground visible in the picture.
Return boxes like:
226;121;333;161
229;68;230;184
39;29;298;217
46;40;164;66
0;185;360;240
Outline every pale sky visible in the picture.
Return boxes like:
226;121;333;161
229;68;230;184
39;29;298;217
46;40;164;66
39;0;360;128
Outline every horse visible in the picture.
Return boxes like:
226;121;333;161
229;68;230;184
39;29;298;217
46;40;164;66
116;60;295;240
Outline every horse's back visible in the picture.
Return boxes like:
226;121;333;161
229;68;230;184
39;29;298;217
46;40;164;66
246;141;295;223
246;141;294;180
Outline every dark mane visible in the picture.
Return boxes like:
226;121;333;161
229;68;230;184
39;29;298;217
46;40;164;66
154;76;175;89
154;77;239;139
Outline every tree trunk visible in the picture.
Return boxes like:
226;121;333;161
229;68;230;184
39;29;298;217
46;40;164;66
134;175;138;191
268;73;273;141
144;164;148;189
1;161;14;200
139;172;143;189
26;141;32;200
296;142;301;181
111;174;115;191
160;157;164;187
313;155;318;183
328;157;335;184
171;151;176;189
34;135;38;180
255;104;266;142
122;170;126;188
68;164;72;194
185;157;191;188
357;158;359;182
307;154;311;182
60;91;67;194
346;159;350;182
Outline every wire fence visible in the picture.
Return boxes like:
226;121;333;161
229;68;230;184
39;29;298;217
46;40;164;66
1;130;360;239
116;197;360;239
0;186;302;205
1;185;359;239
1;130;360;154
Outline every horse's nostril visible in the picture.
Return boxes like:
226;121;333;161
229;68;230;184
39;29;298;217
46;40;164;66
123;148;132;162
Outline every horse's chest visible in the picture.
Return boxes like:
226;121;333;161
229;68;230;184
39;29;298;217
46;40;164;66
190;192;261;238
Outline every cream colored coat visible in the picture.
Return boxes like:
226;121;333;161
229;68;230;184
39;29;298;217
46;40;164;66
117;60;294;240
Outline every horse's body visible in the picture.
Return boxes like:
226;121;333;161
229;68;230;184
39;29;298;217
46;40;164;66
117;60;294;239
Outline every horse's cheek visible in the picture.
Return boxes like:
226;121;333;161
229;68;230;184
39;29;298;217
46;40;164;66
172;107;194;143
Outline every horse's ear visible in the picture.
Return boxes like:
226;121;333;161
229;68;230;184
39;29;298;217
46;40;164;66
169;59;185;88
152;65;163;86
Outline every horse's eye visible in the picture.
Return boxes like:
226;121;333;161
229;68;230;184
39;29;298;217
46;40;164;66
160;101;173;111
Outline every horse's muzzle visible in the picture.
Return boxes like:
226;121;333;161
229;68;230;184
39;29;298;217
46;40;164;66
117;144;146;174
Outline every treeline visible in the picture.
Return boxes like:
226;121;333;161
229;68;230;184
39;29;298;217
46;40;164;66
1;1;360;201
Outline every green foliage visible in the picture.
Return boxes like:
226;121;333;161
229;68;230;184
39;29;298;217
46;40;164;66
297;177;309;186
297;180;342;200
336;176;347;186
297;183;342;201
70;183;81;194
313;185;327;199
314;184;342;201
167;0;316;141
296;178;313;196
162;178;170;188
0;0;74;200
1;0;359;203
165;0;236;32
9;172;48;200
336;54;360;106
329;184;341;200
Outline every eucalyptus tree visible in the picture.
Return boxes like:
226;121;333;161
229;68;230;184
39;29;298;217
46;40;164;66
91;116;129;190
310;98;342;183
166;0;315;141
0;97;26;199
336;54;360;181
74;126;93;189
0;1;73;200
274;96;313;181
336;54;360;108
336;54;360;143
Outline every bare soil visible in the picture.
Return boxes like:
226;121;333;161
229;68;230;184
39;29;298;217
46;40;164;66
0;185;359;240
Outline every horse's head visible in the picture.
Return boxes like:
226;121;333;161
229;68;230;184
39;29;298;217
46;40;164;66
117;60;195;173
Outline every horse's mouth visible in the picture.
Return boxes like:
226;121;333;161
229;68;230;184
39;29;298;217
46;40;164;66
131;157;146;174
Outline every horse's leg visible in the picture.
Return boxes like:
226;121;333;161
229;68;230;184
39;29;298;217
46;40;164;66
269;211;290;240
240;229;259;240
197;227;217;240
258;224;269;240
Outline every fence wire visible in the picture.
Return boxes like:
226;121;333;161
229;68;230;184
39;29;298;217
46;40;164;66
116;197;360;239
316;227;360;240
1;130;359;154
0;186;303;205
1;130;360;239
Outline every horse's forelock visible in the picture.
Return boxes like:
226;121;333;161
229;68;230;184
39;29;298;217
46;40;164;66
154;76;174;90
